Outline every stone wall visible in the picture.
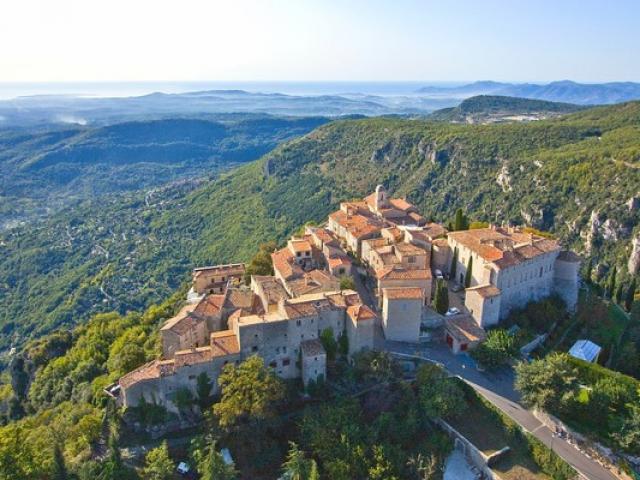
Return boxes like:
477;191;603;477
436;418;504;480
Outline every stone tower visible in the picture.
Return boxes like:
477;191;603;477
374;184;388;212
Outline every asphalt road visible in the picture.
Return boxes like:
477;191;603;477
385;339;619;480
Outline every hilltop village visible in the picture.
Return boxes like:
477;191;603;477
111;186;580;412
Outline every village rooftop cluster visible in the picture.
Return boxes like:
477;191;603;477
108;186;579;412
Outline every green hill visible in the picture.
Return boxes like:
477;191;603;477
429;95;584;123
1;102;640;350
0;115;329;228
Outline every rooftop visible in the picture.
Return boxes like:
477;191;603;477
377;266;432;280
300;339;326;357
193;262;245;277
383;287;425;300
569;339;601;363
466;284;501;298
448;227;560;268
160;304;197;332
446;315;487;344
211;330;241;357
346;304;377;321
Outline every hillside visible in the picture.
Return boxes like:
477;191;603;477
417;80;640;105
0;115;328;228
429;95;583;123
1;101;640;351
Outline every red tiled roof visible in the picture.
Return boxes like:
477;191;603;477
383;287;425;300
346;304;377;321
211;330;240;357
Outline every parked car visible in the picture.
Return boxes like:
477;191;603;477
434;269;444;280
445;307;460;317
177;462;190;476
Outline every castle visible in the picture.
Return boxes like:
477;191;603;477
110;185;579;411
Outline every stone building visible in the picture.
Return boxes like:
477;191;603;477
191;263;246;295
381;287;425;343
114;281;375;412
447;226;580;328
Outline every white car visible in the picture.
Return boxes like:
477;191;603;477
434;269;444;280
445;307;460;317
177;462;190;475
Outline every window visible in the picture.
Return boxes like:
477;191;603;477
269;361;277;368
539;267;543;278
283;346;287;353
408;256;416;263
252;346;258;352
296;320;301;326
276;347;280;354
297;252;301;257
188;375;195;380
282;358;291;366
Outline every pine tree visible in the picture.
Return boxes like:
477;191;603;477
52;443;68;480
142;441;173;480
309;459;320;480
464;256;473;288
450;247;458;280
199;440;237;480
281;442;311;480
625;278;637;312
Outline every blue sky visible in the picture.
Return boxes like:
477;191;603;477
0;0;638;82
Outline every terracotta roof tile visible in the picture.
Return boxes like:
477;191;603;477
211;330;240;357
383;287;425;300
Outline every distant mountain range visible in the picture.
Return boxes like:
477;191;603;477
3;81;640;128
428;95;584;123
0;90;454;127
417;80;640;105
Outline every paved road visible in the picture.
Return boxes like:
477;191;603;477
386;340;619;480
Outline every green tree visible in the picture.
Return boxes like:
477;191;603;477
453;208;468;231
514;353;579;414
198;440;237;480
449;247;458;280
464;256;473;288
615;283;624;304
339;275;355;291
368;445;399;480
213;355;285;430
614;404;640;453
281;442;312;480
244;241;276;284
320;328;338;361
471;329;516;369
142;441;173;480
338;330;349;356
433;280;449;315
308;460;320;480
584;258;593;284
196;372;213;409
608;265;617;299
625;277;636;312
175;387;194;412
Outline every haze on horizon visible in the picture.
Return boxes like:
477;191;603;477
1;0;639;84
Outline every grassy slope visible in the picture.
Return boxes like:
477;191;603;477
1;102;639;349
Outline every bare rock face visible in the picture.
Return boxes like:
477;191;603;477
627;196;640;211
417;139;449;165
496;165;512;192
601;219;619;241
583;210;600;254
628;234;640;275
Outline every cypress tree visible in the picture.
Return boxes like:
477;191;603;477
450;247;458;279
464;256;473;288
615;283;624;304
433;280;449;314
625;278;637;312
608;266;617;299
454;209;464;231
